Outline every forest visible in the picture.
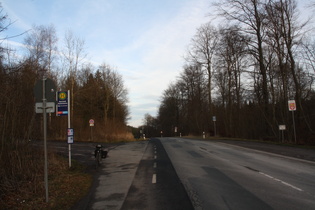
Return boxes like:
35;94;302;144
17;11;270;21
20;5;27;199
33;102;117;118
144;0;315;144
0;3;133;202
0;21;131;145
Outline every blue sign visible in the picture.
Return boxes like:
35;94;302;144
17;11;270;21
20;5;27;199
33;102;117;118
57;91;68;116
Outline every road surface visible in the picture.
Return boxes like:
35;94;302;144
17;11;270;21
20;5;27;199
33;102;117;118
161;137;315;210
44;138;315;209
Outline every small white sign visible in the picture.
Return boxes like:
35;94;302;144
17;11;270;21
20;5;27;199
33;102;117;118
67;128;74;143
35;102;55;113
67;128;74;136
279;125;286;130
68;136;74;144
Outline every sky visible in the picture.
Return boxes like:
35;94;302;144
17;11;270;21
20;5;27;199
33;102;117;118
1;0;214;127
1;0;313;127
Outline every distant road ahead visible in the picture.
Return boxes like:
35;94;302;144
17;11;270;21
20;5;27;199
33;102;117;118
160;138;315;210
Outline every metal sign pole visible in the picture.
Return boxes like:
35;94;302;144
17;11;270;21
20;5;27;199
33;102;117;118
91;126;93;141
292;111;296;144
68;90;71;168
43;78;49;203
213;116;216;137
288;100;297;144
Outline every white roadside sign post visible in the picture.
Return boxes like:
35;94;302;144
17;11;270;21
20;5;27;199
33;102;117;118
288;100;297;144
56;90;72;168
279;125;286;143
89;119;94;141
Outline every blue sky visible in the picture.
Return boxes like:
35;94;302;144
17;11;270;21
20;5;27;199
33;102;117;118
1;0;312;127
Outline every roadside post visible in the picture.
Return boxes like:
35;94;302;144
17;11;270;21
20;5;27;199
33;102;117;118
288;100;297;144
34;77;56;203
213;116;216;136
56;90;72;167
279;125;286;142
89;119;94;141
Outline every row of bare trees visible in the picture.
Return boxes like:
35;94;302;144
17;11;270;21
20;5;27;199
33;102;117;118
0;5;131;200
0;12;130;147
152;0;315;143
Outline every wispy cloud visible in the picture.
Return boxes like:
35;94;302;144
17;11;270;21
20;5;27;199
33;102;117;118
87;0;212;126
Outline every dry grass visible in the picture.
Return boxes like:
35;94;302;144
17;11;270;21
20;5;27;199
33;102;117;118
0;144;92;210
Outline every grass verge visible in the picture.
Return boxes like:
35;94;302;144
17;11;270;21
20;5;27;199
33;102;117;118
1;153;92;210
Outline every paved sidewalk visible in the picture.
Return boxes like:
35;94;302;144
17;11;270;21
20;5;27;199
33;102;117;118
71;141;148;210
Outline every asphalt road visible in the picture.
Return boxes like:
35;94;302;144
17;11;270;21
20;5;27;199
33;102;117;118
121;138;193;210
43;138;315;210
161;137;315;210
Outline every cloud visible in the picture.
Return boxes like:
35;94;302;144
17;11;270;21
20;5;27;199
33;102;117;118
120;0;211;126
1;0;212;127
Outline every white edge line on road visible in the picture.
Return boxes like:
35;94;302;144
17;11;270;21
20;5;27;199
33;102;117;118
259;172;303;192
153;162;157;168
152;174;156;184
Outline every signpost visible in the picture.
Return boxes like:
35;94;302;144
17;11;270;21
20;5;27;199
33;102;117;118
33;78;56;203
288;100;297;143
56;90;72;167
213;116;217;136
279;125;286;142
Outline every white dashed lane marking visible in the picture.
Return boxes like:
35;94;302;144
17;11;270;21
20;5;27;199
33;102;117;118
152;174;157;184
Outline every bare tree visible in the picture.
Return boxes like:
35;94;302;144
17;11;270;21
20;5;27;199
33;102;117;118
214;26;248;136
62;30;87;122
185;22;219;115
214;0;270;113
24;24;58;74
265;0;313;137
301;38;315;73
98;63;129;126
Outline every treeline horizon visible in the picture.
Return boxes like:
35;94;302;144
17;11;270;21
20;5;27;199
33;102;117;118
142;0;315;144
0;8;132;144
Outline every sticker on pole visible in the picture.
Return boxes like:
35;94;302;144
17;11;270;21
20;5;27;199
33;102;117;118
67;128;74;144
288;100;296;111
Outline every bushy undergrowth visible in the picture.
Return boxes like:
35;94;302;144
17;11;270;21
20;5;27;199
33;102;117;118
0;142;91;209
